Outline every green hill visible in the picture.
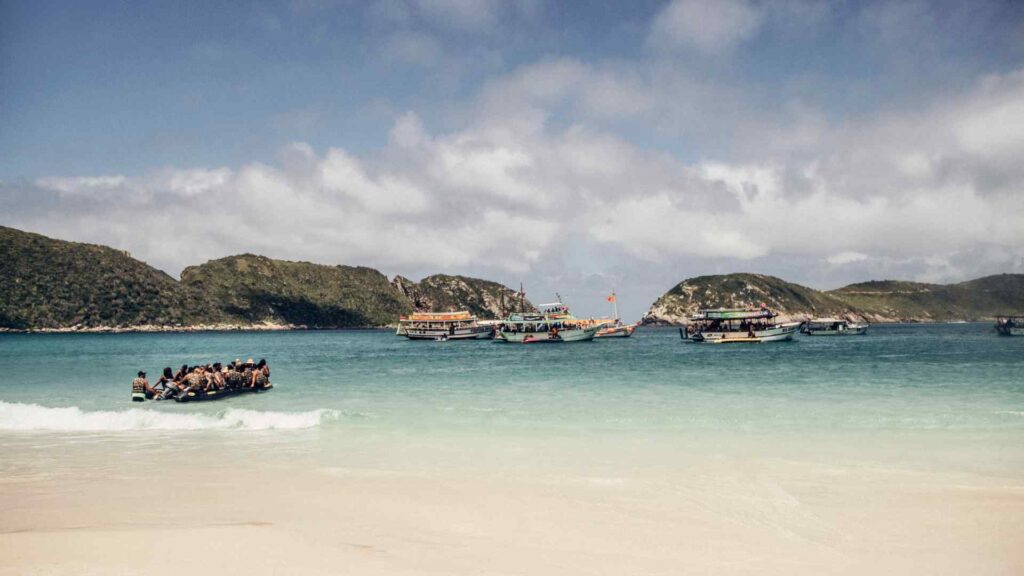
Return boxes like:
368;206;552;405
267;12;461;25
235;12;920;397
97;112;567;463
0;226;529;330
829;274;1024;322
0;226;221;329
643;272;1024;325
179;255;413;328
392;274;532;319
642;273;858;325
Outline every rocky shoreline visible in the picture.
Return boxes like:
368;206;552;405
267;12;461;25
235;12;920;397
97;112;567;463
0;322;301;334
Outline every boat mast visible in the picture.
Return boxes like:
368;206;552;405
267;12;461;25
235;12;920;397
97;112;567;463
612;289;619;320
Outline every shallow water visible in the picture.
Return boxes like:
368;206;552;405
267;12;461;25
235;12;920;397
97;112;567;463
1;324;1022;478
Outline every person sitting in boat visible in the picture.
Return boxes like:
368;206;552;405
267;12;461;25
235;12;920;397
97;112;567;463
209;363;225;390
174;364;188;383
254;359;271;389
180;366;206;396
242;359;256;388
152;367;179;400
224;364;244;390
131;371;159;401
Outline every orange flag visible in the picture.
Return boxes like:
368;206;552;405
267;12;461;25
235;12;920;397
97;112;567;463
607;294;616;302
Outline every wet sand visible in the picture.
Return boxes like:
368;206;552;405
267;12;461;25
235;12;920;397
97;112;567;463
2;455;1021;575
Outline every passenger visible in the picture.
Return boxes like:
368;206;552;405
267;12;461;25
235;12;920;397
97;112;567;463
257;359;271;386
211;363;225;389
174;364;188;382
225;364;243;390
181;366;205;396
242;359;256;388
131;371;158;401
154;367;174;391
254;359;270;389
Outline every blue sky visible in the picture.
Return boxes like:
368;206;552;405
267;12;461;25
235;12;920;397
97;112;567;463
3;0;1024;319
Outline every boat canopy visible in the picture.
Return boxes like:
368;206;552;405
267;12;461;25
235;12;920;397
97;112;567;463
693;308;774;320
808;317;842;323
401;311;475;322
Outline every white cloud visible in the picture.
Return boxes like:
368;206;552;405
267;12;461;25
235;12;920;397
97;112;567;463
648;0;763;54
826;251;869;266
7;63;1024;306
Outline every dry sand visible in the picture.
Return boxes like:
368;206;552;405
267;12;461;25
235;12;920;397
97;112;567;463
2;455;1021;575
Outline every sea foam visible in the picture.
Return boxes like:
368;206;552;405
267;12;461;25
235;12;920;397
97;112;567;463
0;401;339;432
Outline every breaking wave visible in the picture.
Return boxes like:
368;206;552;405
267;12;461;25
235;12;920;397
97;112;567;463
0;401;339;432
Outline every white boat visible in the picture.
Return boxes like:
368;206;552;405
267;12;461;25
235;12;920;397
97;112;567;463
801;318;868;336
396;311;493;340
588;290;639;338
996;315;1024;336
495;302;601;343
681;308;801;343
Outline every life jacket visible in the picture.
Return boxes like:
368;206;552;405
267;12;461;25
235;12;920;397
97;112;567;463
255;370;269;387
186;373;203;388
132;378;147;394
225;371;242;388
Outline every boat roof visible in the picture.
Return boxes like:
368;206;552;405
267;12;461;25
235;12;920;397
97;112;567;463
808;317;843;323
693;308;774;320
401;311;475;322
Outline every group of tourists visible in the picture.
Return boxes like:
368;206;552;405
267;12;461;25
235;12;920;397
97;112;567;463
131;358;271;401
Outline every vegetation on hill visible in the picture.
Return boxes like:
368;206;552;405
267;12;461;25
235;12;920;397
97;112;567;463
644;272;1024;325
0;226;221;329
391;274;533;319
829;274;1024;321
180;255;413;328
642;273;857;325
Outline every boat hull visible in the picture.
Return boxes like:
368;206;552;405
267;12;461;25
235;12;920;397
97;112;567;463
996;326;1024;336
173;385;273;403
803;324;868;336
687;322;801;343
399;326;494;340
496;326;599;343
595;323;637;338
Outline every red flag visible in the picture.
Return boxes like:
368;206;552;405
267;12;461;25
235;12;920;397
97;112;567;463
607;294;616;302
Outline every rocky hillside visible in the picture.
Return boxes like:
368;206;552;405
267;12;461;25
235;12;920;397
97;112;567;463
0;225;222;329
0;225;529;330
830;274;1024;322
643;272;1024;325
180;255;414;328
392;274;533;319
642;273;860;325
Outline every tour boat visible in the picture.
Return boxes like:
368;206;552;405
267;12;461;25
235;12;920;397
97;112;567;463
996;315;1024;336
396;311;493;340
587;290;638;338
801;318;869;336
495;302;601;343
681;308;801;343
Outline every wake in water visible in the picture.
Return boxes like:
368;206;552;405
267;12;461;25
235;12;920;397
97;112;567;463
0;401;339;432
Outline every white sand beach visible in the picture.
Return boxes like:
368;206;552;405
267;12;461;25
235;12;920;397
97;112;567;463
3;447;1021;576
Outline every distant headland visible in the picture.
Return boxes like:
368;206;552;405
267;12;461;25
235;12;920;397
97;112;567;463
1;225;1021;331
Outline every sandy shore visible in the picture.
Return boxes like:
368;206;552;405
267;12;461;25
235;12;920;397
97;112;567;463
2;454;1021;575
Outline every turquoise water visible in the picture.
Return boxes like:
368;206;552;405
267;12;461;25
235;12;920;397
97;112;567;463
1;324;1022;477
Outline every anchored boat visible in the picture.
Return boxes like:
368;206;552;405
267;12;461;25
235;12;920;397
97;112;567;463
495;302;602;343
801;318;868;336
681;308;801;343
396;311;493;340
587;290;639;338
996;315;1024;336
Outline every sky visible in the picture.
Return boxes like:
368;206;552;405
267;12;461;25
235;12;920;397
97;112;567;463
2;0;1024;320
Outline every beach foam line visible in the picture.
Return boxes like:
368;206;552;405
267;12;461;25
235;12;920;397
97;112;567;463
0;401;339;432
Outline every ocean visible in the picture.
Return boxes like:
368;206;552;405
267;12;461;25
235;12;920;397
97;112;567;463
2;323;1021;467
2;324;1022;574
